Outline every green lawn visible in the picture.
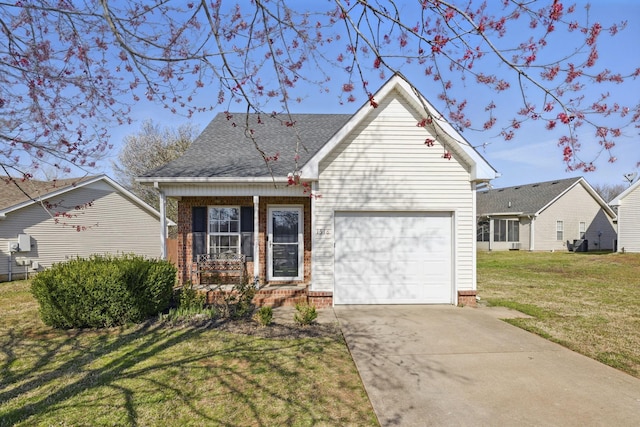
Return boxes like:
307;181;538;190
0;280;377;426
477;250;640;377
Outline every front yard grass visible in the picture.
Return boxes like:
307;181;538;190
477;251;640;378
0;280;377;426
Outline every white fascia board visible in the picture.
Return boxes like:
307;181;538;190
299;77;401;180
0;175;102;218
299;74;497;182
610;179;640;206
137;176;289;185
0;174;175;226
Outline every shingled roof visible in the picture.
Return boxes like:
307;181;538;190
476;177;584;216
143;112;352;178
0;176;94;211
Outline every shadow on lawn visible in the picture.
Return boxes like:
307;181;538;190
0;319;356;426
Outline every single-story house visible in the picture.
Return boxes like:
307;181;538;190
476;177;617;252
610;178;640;253
139;74;498;307
0;174;173;281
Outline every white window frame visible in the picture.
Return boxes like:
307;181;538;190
556;220;564;241
208;206;241;255
579;221;586;239
493;219;519;242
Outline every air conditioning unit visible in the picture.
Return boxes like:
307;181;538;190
510;242;521;250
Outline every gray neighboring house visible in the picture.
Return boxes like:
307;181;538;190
476;177;617;252
139;74;498;307
0;175;171;281
610;178;640;253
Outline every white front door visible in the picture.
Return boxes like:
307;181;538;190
268;207;303;281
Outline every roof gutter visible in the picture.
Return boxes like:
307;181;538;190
137;176;292;185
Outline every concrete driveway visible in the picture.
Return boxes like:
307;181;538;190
334;305;640;426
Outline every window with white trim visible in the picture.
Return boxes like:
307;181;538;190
556;220;564;241
208;207;240;254
493;219;519;242
579;221;586;239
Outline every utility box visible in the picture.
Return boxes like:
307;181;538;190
17;233;31;252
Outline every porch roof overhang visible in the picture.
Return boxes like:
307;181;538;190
478;211;527;218
137;176;308;198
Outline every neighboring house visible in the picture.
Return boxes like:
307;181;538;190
0;175;172;281
476;177;617;252
139;74;497;307
610;178;640;253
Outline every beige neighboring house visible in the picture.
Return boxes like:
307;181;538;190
139;74;498;307
0;175;172;281
610;178;640;253
477;177;617;252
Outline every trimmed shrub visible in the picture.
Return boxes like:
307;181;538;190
253;306;273;327
293;302;317;326
31;254;176;329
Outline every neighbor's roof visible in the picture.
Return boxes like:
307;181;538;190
0;176;94;211
476;176;613;217
142;113;352;179
0;174;173;224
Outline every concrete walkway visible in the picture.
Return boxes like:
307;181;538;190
334;305;640;427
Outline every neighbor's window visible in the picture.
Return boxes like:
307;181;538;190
556;220;564;241
493;219;519;242
579;222;586;239
477;220;490;242
208;207;240;254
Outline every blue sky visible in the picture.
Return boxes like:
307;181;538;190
99;0;640;190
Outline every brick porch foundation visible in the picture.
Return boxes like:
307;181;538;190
457;290;477;307
202;286;333;308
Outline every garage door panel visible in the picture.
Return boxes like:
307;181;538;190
334;212;452;305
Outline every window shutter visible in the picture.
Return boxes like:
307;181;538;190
240;206;254;232
192;207;207;260
240;206;254;260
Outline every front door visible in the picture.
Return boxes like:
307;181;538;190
268;207;303;281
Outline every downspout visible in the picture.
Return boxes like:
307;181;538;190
156;183;167;260
488;216;492;252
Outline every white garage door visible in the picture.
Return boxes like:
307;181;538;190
334;212;452;304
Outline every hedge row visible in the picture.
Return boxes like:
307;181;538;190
31;254;176;329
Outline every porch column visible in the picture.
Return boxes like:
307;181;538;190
253;195;260;282
158;187;167;260
529;216;536;251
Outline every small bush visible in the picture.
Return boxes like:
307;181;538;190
253;306;273;327
159;283;216;325
294;302;317;326
31;254;176;329
222;279;256;319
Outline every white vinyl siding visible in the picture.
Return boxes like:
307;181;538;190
617;183;640;252
311;89;476;297
0;181;162;280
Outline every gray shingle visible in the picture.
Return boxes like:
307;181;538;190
477;177;582;215
144;112;352;178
